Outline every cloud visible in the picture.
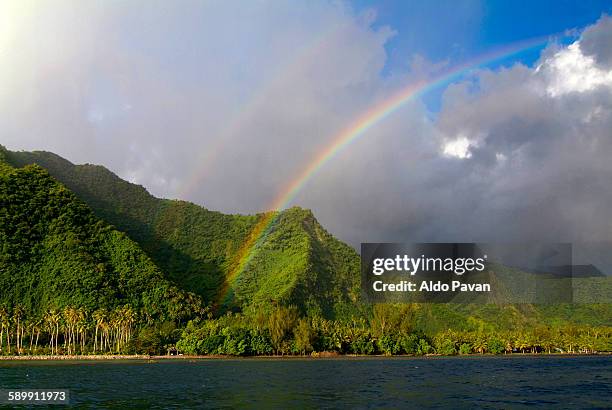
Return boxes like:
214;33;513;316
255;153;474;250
1;2;612;251
579;14;612;68
543;43;612;97
393;15;612;244
290;15;612;248
0;0;397;208
442;135;474;159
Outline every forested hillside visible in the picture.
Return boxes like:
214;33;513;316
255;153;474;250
0;149;203;321
4;148;360;317
1;146;610;357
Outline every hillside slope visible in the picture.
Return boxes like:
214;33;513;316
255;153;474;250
5;149;360;317
0;149;202;321
5;148;609;329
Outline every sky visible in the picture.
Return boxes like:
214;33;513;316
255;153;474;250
1;0;612;249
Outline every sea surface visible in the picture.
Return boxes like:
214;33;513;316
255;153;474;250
0;356;610;408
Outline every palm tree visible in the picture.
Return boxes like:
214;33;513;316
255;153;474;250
473;336;488;354
92;308;107;353
121;306;136;349
75;307;88;354
31;318;42;354
516;333;529;354
4;309;11;354
503;332;515;354
109;310;121;353
44;309;60;355
13;305;23;354
63;306;78;355
101;321;110;352
75;308;88;354
0;306;8;354
541;338;554;354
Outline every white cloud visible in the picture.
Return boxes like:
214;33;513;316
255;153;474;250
544;42;612;97
425;16;612;244
442;135;473;158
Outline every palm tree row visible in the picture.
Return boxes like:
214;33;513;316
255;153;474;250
0;304;137;355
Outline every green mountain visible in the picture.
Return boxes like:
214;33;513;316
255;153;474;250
3;147;610;330
4;148;360;318
0;148;202;322
1;146;610;357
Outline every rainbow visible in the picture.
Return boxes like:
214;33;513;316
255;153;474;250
215;33;563;307
177;23;347;201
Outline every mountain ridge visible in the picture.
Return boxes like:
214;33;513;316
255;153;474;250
3;147;610;333
0;148;203;321
3;148;360;317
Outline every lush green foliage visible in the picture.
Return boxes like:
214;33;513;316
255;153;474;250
231;208;360;317
175;305;612;356
0;152;203;324
2;146;611;357
6;150;359;316
5;149;256;302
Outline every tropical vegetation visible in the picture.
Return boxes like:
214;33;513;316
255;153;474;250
0;304;609;357
0;146;610;357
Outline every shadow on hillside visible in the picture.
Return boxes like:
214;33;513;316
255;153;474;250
5;151;224;305
96;208;223;304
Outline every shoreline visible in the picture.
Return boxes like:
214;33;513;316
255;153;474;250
0;352;609;361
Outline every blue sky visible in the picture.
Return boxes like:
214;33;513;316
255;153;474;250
349;0;612;110
353;0;612;70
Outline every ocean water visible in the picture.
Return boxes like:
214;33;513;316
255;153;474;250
0;356;610;408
